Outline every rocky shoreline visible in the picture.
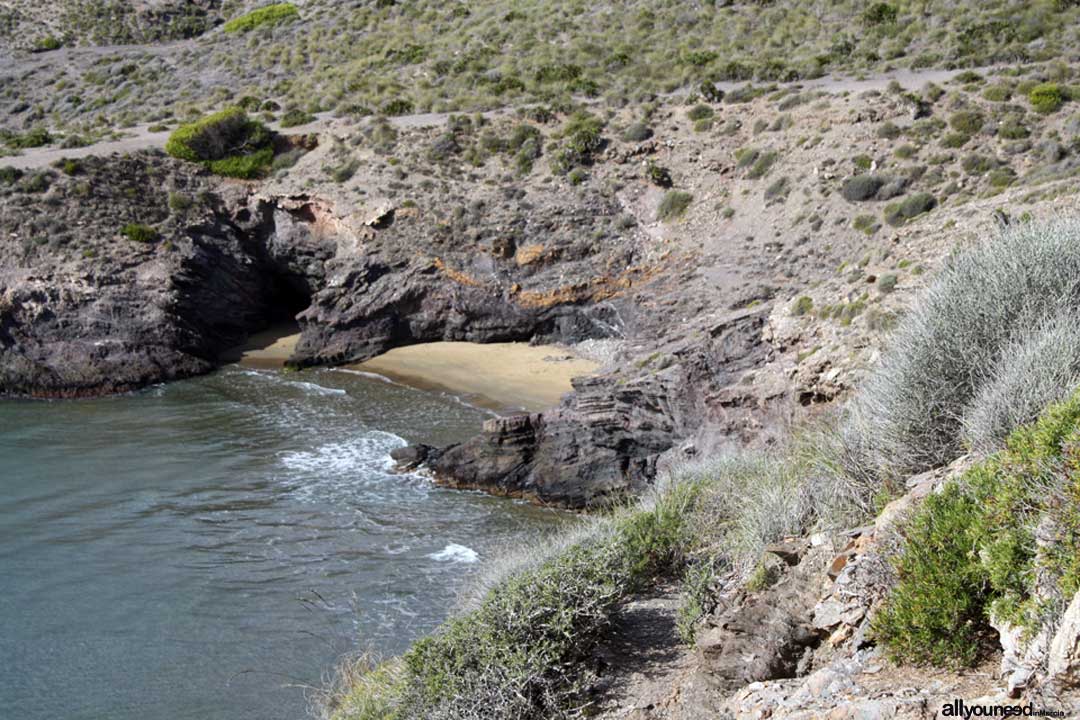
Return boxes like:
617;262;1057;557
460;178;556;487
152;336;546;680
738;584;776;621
0;145;790;507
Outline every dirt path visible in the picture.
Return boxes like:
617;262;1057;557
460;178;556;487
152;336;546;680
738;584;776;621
1;108;519;170
590;587;704;720
2;65;985;171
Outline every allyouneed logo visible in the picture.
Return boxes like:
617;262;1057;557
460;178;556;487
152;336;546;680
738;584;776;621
940;699;1067;718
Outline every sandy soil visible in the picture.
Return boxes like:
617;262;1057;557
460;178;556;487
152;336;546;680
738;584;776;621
351;341;598;414
224;328;597;413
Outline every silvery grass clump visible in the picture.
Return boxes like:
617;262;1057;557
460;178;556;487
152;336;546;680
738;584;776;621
843;218;1080;487
962;309;1080;455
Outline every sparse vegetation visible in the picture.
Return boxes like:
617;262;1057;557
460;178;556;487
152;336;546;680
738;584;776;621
223;3;299;33
657;191;692;222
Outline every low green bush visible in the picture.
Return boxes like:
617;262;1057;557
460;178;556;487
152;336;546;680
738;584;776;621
764;176;789;203
875;390;1080;666
645;162;672;187
746;151;778;179
1029;83;1065;114
166;108;275;178
872;483;990;667
121;223;159;243
657;190;693;221
982;84;1012;102
949;110;984;135
877;274;898;293
33;35;61;52
207;147;274;179
791;296;813;316
841;174;884;202
279;109;314;128
687;104;714;122
6;127;52;149
885;192;936;225
222;3;298;32
549;112;604;174
622;122;653;142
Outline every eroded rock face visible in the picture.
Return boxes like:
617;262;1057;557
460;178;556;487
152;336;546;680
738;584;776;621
426;307;778;507
1049;591;1080;688
0;145;796;505
0;157;287;396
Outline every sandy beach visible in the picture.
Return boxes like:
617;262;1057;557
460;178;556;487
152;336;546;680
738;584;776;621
351;342;598;413
227;328;598;413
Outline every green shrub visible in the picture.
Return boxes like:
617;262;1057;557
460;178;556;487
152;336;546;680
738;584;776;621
853;154;873;170
998;117;1030;140
687;104;714;122
877;122;901;140
988;167;1017;189
0;166;23;185
645;162;672;188
166;108;274;178
735;147;760;169
57;158;82;176
841;174;884;202
877;274;898;293
6;127;52;149
165;107;268;162
328;158;361;183
381;99;415;116
764;176;789;203
622;122;653;142
876;390;1080;667
894;144;916;159
872;483;989;667
223;3;298;32
168;192;193;212
982;84;1012;102
949;110;985;135
863;2;898;25
853;214;879;234
279;108;314;127
791;296;813;316
746;151;778;179
121;223;159;243
33;35;61;52
549;112;604;174
657;191;693;222
1029;83;1065;114
941;132;971;148
961;154;996;175
898;192;936;220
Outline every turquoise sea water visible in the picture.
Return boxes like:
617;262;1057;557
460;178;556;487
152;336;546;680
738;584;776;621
0;366;561;719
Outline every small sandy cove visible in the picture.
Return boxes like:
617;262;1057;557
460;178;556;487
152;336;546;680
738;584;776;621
229;328;598;413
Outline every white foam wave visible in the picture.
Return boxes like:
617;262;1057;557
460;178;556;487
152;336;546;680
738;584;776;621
280;431;406;479
428;543;479;563
335;369;398;385
284;380;347;396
